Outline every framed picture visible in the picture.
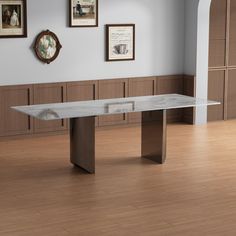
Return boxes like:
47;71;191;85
34;30;62;64
106;24;135;62
69;0;98;27
0;0;27;38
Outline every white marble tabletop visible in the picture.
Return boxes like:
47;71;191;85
12;94;220;121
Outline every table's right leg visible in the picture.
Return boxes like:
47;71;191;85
70;117;95;174
141;110;167;164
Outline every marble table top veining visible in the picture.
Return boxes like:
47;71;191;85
12;94;220;121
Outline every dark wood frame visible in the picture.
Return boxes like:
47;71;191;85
0;0;27;38
33;30;62;64
106;24;135;62
69;0;98;27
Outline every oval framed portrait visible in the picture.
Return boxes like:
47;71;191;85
34;30;62;64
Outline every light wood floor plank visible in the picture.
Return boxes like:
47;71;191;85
1;121;236;235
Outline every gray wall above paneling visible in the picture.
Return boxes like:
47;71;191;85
0;0;185;86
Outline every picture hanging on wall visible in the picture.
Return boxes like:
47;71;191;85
34;30;62;64
0;0;27;38
69;0;98;27
106;24;135;62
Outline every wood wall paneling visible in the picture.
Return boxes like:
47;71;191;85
98;79;128;126
0;85;33;136
208;70;225;121
67;81;98;126
67;81;98;102
128;77;156;124
183;75;195;124
208;0;229;122
209;0;227;68
229;0;236;66
0;75;195;138
209;0;227;39
227;69;236;119
0;94;3;135
33;83;67;133
209;40;227;67
157;75;184;123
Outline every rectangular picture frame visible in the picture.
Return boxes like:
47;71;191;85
106;24;135;62
0;0;27;38
69;0;98;27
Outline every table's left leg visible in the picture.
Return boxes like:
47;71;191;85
70;117;95;173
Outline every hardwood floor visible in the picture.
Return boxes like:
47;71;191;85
1;121;236;235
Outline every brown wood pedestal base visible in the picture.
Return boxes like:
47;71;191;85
141;110;167;164
70;117;95;173
70;110;167;174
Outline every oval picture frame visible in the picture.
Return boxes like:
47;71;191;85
34;30;62;64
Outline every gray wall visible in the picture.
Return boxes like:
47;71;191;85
0;0;185;86
184;0;198;75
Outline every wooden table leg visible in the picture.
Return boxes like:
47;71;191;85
70;117;95;173
141;110;167;164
